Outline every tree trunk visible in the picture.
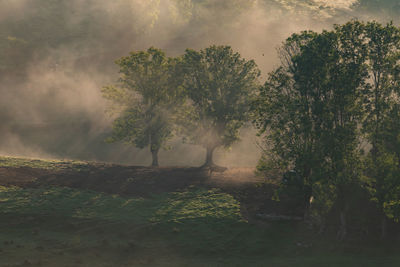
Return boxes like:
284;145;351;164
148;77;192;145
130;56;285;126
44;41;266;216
318;217;326;234
336;186;347;241
337;209;347;241
151;148;159;167
303;196;311;221
381;215;387;240
203;146;216;167
303;184;312;221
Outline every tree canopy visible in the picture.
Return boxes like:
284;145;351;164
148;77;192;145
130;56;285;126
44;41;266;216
102;47;181;166
253;20;400;239
180;45;260;167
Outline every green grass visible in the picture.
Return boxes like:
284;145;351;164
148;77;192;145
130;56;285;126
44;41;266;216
0;156;90;170
0;156;399;266
0;186;246;266
1;185;400;266
0;186;241;225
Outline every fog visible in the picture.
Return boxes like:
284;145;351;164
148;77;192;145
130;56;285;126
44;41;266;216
0;0;398;166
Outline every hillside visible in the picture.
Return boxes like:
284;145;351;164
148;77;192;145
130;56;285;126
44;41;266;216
0;156;399;266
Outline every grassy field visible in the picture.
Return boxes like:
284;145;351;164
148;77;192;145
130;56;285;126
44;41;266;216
0;156;399;266
0;156;90;170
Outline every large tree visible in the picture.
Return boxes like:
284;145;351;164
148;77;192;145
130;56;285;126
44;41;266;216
362;21;400;238
254;21;368;239
180;45;260;167
252;31;322;220
102;47;181;167
321;21;368;240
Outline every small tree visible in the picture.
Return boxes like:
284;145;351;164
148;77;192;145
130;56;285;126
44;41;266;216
180;45;260;167
102;47;180;167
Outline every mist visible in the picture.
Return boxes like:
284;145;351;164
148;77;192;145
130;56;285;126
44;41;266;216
0;0;399;166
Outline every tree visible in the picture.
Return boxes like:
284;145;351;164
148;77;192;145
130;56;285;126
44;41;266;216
379;105;400;223
253;21;368;239
254;27;366;225
180;45;260;167
318;21;368;240
253;30;333;221
102;47;181;167
362;21;400;238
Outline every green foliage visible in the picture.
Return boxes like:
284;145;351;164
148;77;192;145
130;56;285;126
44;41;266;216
102;47;182;166
179;45;260;165
310;181;336;224
254;20;400;237
360;22;400;226
253;30;321;174
253;21;373;236
363;152;400;220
